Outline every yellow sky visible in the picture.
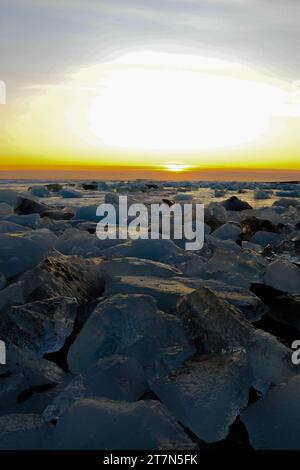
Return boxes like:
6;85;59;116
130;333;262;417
1;52;300;176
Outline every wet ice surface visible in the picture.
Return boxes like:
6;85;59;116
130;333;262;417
0;178;299;449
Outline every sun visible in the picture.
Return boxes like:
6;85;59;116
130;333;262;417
163;162;190;172
87;51;289;154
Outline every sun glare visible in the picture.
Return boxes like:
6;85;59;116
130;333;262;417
88;51;289;154
164;162;190;172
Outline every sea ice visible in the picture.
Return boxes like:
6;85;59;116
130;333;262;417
176;287;295;392
1;296;77;356
251;230;282;248
0;232;53;279
241;375;300;449
0;202;13;216
152;351;250;442
0;414;50;450
52;398;195;450
264;258;300;294
59;189;82;198
43;356;148;422
68;294;194;375
211;222;242;241
29;186;50;198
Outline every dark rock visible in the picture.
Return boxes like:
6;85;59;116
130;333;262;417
261;244;275;258
176;286;251;353
41;210;74;220
241;217;277;238
15;197;49;215
162;198;176;207
81;183;98;190
46;183;63;192
268;295;300;332
222;196;252;211
18;252;105;305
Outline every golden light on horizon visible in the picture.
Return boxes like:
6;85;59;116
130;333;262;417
163;162;190;172
88;51;290;154
2;50;300;173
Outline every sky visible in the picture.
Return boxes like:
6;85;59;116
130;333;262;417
1;0;300;180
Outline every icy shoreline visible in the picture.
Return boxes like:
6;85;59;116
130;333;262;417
0;179;299;450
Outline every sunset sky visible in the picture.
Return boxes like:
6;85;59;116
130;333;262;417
1;0;300;180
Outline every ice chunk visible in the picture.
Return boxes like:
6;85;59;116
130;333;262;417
185;279;267;322
152;351;250;442
205;247;267;283
105;275;194;312
15;196;49;215
53;398;195;450
0;414;50;450
273;198;300;208
276;190;300;198
222;196;252;211
21;228;58;251
41;209;74;220
1;344;65;387
104;192;120;205
0;189;23;208
102;238;199;267
29;186;50;198
74;205;99;222
251;231;282;248
43;356;148;422
0;220;30;233
100;257;181;278
3;213;41;228
59;189;82;198
0;202;13;216
0;273;6;290
0;233;52;279
1;296;77;356
68;294;194;375
177;287;295;392
264;258;300;294
18;252;105;305
254;190;271;200
211;223;242;241
241;375;300;449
